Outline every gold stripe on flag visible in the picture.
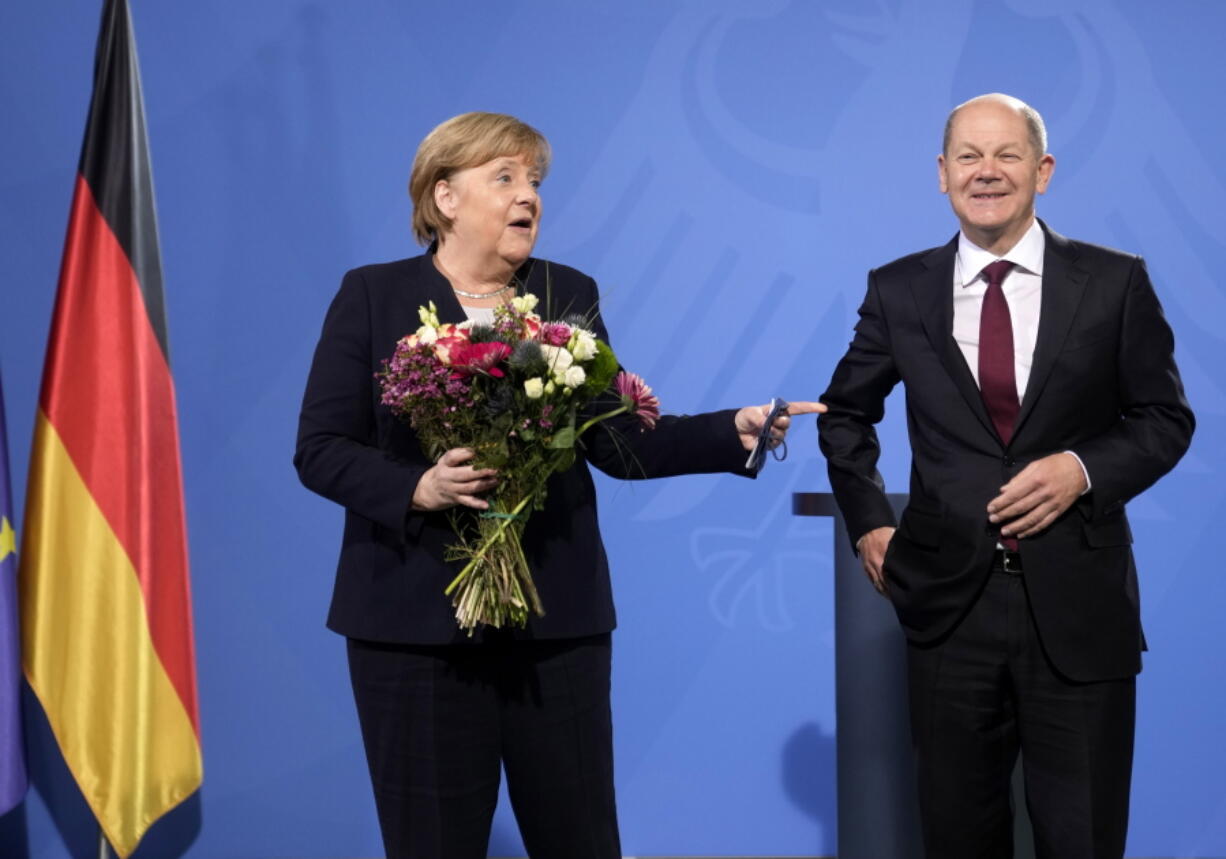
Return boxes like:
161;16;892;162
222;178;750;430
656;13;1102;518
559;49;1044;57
21;414;201;857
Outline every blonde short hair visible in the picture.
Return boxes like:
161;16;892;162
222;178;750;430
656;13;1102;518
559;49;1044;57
408;112;551;245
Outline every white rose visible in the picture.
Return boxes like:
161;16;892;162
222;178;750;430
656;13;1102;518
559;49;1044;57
415;324;438;345
542;344;574;374
524;377;544;399
563;365;586;389
544;380;557;395
569;331;597;362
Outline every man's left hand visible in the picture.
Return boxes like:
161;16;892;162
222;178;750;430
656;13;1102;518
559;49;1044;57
735;401;826;452
987;452;1087;539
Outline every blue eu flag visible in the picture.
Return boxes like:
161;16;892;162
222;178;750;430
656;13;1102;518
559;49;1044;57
0;368;27;815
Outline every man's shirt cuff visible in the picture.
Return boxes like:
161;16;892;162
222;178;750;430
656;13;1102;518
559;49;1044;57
1064;450;1092;495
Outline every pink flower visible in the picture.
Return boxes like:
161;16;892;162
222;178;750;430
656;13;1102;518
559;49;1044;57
448;341;513;377
432;325;471;364
615;371;659;430
539;322;572;346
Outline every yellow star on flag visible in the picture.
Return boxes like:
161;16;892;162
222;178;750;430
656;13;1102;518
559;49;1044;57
0;516;14;563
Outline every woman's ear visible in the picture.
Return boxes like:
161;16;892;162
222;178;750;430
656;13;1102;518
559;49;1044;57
434;179;456;219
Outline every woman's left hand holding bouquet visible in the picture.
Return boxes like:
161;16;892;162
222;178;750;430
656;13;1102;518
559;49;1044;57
411;448;499;512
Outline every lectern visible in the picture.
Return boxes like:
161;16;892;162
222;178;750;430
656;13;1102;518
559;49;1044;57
793;492;1034;858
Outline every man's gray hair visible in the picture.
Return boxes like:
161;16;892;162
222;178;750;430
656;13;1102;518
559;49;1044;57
943;93;1048;156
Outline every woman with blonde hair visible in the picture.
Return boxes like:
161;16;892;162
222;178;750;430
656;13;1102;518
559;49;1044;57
295;111;819;858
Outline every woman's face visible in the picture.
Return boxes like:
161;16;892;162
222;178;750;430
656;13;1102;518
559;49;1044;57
435;153;542;269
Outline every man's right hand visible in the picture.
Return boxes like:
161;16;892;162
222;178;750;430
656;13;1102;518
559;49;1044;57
856;526;896;596
412;448;499;512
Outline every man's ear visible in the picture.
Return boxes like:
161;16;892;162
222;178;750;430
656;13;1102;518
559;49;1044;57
1035;153;1056;195
937;154;949;194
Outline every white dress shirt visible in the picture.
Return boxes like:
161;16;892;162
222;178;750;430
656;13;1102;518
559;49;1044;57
953;218;1044;400
951;217;1091;491
461;306;497;325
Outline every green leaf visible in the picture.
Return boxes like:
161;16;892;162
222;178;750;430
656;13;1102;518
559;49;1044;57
548;424;576;449
551;447;576;473
475;426;511;468
583;340;619;395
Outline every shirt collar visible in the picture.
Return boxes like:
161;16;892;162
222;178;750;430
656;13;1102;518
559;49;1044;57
956;218;1046;288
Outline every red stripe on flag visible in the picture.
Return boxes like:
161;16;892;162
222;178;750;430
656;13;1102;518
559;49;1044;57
41;175;199;736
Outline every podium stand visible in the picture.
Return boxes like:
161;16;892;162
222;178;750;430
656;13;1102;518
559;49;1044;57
793;492;1035;859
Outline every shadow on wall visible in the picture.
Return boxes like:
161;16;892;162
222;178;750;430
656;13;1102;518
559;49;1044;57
782;720;837;855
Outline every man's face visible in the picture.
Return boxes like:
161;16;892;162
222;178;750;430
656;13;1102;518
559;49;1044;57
938;100;1054;253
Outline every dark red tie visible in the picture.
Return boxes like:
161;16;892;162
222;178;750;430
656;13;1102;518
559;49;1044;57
978;260;1018;445
979;260;1019;551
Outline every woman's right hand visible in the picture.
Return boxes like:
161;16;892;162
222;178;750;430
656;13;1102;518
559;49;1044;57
411;448;499;511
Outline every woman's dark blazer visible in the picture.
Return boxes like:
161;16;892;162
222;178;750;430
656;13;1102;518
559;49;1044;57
295;252;752;644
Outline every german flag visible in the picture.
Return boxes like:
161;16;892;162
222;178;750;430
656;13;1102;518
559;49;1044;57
18;1;202;855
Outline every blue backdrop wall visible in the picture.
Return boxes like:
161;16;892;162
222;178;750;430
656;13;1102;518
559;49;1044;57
1;1;1224;856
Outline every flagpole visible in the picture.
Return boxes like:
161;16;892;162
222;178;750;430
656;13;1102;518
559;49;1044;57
98;828;111;859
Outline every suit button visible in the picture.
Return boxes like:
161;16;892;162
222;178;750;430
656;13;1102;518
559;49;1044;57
1003;456;1015;467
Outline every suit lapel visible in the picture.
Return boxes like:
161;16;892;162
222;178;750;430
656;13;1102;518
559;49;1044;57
1013;224;1088;439
418;247;468;324
911;236;999;441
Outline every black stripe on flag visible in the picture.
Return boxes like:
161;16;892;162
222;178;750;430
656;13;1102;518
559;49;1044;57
77;0;170;362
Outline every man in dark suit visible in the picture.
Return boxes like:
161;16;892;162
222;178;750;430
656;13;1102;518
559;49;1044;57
817;93;1194;858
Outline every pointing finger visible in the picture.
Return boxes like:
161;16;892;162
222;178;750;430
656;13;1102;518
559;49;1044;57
784;401;826;415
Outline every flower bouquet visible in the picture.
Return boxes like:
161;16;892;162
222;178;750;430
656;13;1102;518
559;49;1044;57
378;293;659;634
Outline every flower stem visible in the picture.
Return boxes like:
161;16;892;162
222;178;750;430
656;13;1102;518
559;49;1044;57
576;404;628;438
444;493;534;596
